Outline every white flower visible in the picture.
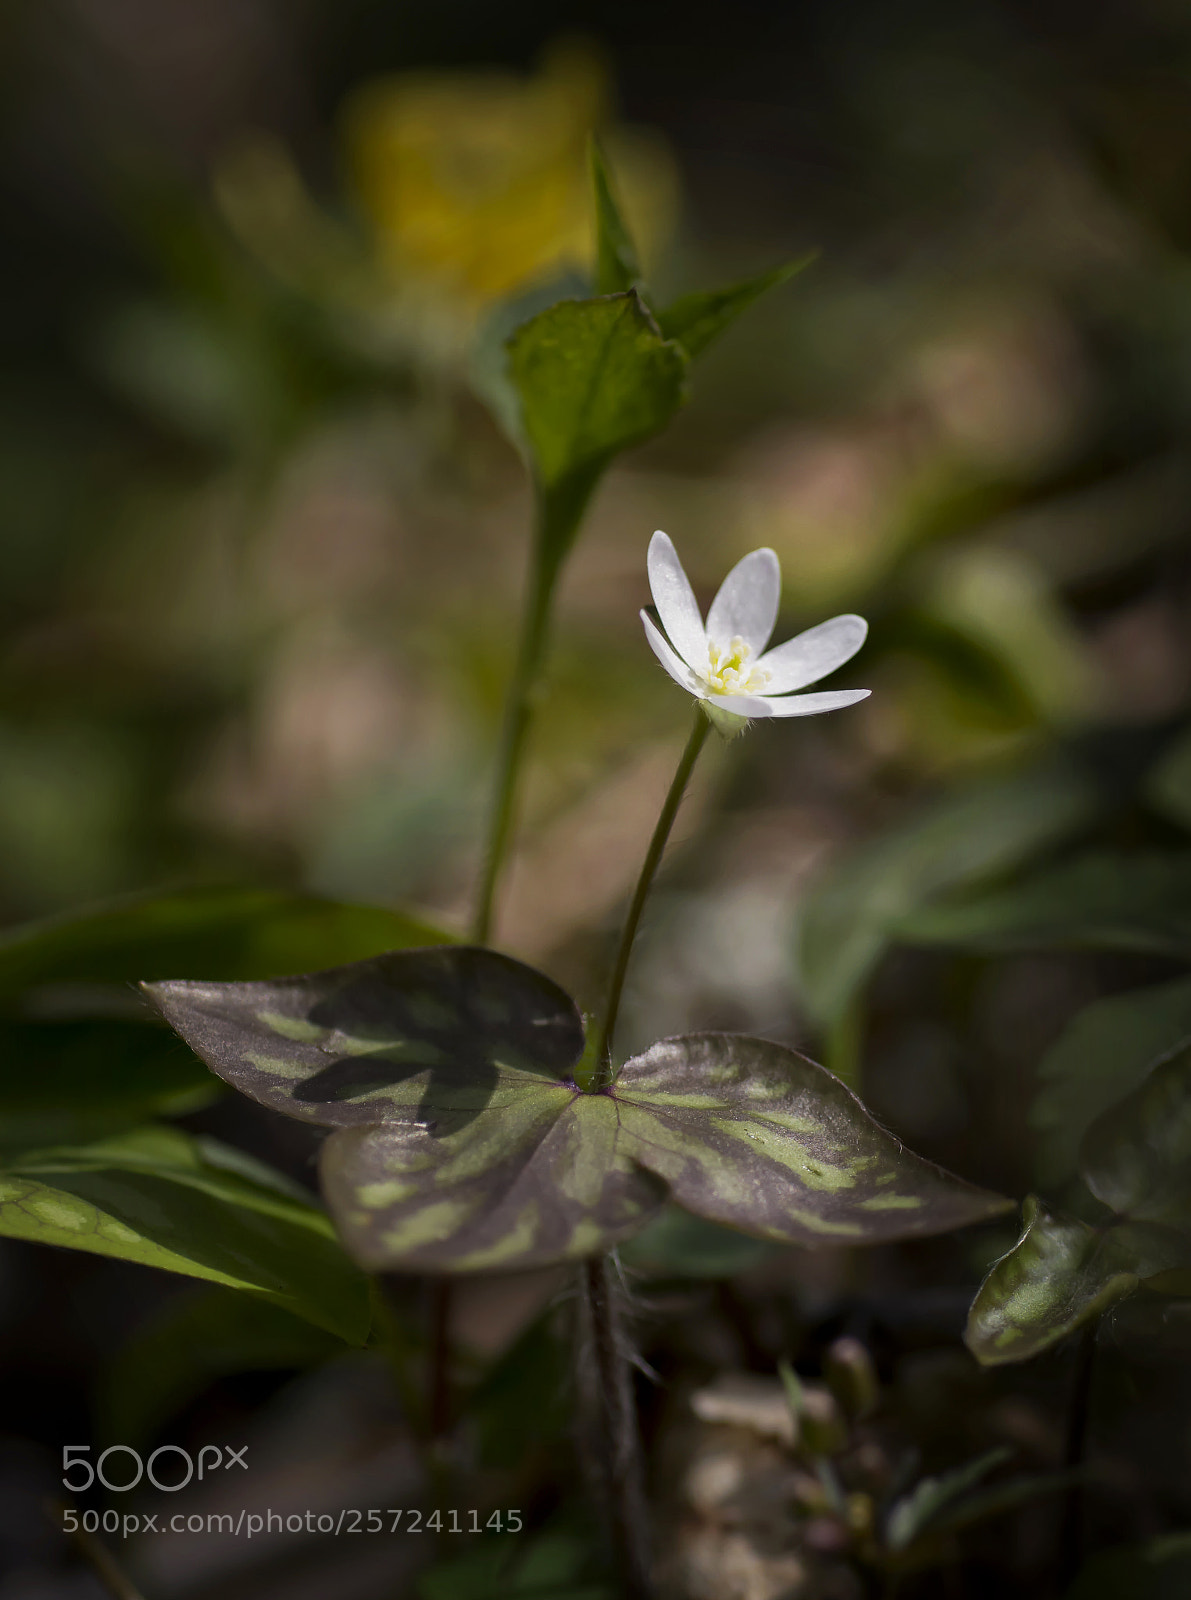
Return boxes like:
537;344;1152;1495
641;531;871;721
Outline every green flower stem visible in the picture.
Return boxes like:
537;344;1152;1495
590;704;711;1086
580;1256;653;1600
472;471;599;946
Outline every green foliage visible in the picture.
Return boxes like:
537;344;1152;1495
795;758;1098;1029
589;138;642;295
100;1285;346;1446
0;885;451;1007
656;257;814;360
618;1203;776;1278
884;1446;1014;1553
506;292;688;569
147;947;1010;1274
898;851;1191;959
1065;1534;1191;1599
418;1529;611;1600
1032;978;1191;1186
1080;1047;1191;1224
0;1126;371;1341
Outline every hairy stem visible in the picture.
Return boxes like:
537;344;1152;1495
590;705;710;1086
579;1257;653;1599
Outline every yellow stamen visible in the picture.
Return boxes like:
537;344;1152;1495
703;635;771;697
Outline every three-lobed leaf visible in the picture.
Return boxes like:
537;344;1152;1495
147;947;1011;1274
0;1126;371;1342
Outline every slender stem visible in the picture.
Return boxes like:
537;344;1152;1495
51;1500;145;1600
591;706;710;1085
1059;1317;1098;1590
472;536;558;946
580;1257;653;1600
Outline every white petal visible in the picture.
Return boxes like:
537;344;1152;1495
647;531;708;672
756;614;868;694
642;611;704;695
755;688;871;718
707;692;774;718
705;547;781;653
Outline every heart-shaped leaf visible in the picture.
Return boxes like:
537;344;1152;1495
0;1127;370;1342
147;949;1011;1274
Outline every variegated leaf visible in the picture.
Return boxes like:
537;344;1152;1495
964;1196;1187;1366
610;1035;1011;1245
145;947;586;1135
146;953;1011;1273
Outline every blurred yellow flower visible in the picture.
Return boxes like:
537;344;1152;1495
342;41;676;307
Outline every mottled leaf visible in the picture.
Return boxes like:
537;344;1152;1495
1032;978;1191;1186
885;1447;1013;1552
507;292;687;494
657;256;814;360
899;852;1191;960
965;1197;1149;1365
589;137;641;294
147;950;1011;1273
145;946;587;1133
795;760;1097;1028
611;1035;1011;1246
1079;1047;1191;1224
0;1127;370;1342
0;885;450;1013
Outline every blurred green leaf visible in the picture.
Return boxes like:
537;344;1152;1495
100;1285;345;1446
1065;1534;1191;1599
618;1203;777;1278
418;1529;611;1600
1032;979;1191;1187
149;950;1010;1273
965;1197;1143;1365
0;1127;370;1341
589;138;641;295
0;1020;218;1156
0;886;451;1013
885;1446;1013;1552
898;852;1191;959
1079;1048;1191;1224
1145;724;1191;832
795;759;1098;1029
506;292;688;570
472;1314;570;1469
657;256;814;360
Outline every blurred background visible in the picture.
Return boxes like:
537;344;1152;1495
5;0;1191;1594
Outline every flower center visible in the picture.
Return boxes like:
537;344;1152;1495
703;636;771;697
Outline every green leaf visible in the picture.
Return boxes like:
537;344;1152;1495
0;1127;370;1342
1065;1533;1191;1600
898;852;1191;960
589;137;641;295
506;292;688;560
0;1019;219;1156
618;1203;777;1278
965;1197;1141;1365
0;885;451;1013
1079;1047;1191;1224
885;1446;1013;1553
656;256;814;360
147;952;1010;1273
795;760;1098;1029
1032;978;1191;1187
100;1285;345;1446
